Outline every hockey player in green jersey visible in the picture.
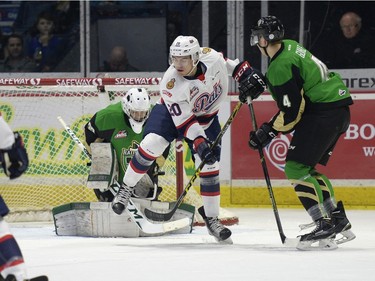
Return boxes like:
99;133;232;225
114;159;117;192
84;87;167;202
238;16;356;249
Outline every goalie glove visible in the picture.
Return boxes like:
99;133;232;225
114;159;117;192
248;123;278;150
0;132;29;179
238;68;267;102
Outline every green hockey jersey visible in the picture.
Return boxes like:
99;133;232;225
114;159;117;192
85;102;144;179
266;39;353;133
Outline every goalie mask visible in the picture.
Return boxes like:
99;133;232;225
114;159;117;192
122;88;150;134
169;35;200;67
250;16;285;46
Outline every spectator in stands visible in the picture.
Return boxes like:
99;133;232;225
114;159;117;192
0;34;37;72
327;11;375;69
99;46;139;72
27;11;66;72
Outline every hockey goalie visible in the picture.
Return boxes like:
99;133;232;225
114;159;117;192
52;88;194;237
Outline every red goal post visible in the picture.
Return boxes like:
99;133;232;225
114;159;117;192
0;77;238;225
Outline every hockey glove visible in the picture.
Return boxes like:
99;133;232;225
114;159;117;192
232;61;253;82
0;132;29;179
193;137;217;165
248;123;278;150
238;68;267;103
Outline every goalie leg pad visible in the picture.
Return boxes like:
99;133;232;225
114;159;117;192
52;200;195;237
52;202;139;237
87;143;119;193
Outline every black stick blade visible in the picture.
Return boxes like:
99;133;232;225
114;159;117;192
144;204;177;221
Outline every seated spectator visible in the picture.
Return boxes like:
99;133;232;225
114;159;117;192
26;11;66;72
0;34;37;72
327;11;375;69
99;46;139;72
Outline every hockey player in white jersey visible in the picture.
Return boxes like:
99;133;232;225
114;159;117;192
112;35;260;243
0;113;48;281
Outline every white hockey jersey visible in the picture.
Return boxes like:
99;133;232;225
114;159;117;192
160;47;239;141
0;113;15;149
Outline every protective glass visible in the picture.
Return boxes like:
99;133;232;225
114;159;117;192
250;29;264;46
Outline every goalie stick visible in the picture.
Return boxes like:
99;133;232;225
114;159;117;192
57;116;190;234
247;97;298;246
144;101;243;222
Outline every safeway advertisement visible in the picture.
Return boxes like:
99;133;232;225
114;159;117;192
231;96;375;179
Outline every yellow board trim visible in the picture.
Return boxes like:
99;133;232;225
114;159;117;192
220;185;375;210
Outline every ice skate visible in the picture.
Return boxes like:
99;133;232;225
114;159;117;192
198;207;232;244
111;183;133;215
297;218;337;250
330;201;356;244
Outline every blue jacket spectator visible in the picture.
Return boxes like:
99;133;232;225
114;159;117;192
27;11;66;72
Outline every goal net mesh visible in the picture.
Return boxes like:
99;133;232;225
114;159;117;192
0;78;238;225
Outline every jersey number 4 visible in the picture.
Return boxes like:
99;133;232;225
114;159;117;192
283;95;292;108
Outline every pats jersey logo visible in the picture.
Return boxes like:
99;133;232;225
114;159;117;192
192;81;223;113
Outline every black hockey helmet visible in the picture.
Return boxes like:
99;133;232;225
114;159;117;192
250;16;285;46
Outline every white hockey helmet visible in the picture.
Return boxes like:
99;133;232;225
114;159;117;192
169;35;200;66
121;88;151;134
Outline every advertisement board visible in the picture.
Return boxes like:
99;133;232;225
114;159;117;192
231;93;375;180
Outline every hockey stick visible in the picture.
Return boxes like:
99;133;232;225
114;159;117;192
247;97;295;245
57;116;190;234
144;101;243;221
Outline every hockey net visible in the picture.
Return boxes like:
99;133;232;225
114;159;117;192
0;77;238;226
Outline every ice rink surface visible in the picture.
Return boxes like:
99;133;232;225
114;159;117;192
10;208;375;281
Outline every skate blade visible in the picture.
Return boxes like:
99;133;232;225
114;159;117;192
335;229;356;245
296;238;338;251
